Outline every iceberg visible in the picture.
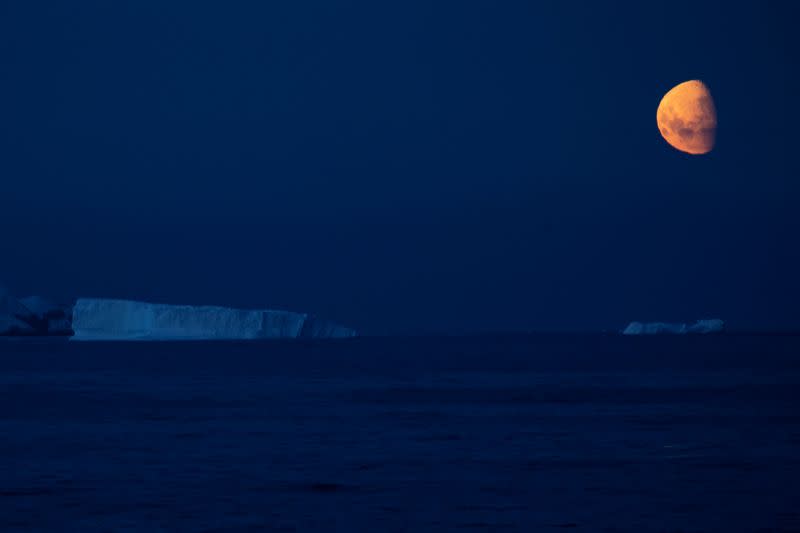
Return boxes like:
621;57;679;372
622;319;725;335
1;287;72;336
71;298;356;341
0;287;35;335
299;317;358;339
18;296;74;336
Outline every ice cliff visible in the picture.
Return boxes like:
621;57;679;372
71;298;356;341
622;319;725;335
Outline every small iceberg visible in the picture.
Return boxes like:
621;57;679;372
622;319;725;335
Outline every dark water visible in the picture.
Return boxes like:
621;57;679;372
1;335;799;532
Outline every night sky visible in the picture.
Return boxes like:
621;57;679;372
1;1;798;334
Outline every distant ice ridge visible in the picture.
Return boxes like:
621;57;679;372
71;298;356;341
622;319;725;335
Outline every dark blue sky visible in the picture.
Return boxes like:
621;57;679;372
1;1;798;333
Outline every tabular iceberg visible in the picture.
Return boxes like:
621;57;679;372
71;298;356;341
622;319;725;335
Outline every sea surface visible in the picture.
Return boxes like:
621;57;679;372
0;335;798;532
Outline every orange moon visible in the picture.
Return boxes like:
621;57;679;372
656;80;717;155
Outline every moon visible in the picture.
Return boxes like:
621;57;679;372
656;80;717;155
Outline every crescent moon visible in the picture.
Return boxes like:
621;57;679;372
656;80;717;155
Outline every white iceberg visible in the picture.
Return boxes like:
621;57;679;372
622;319;725;335
71;298;355;341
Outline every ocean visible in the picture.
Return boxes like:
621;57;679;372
0;335;798;532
